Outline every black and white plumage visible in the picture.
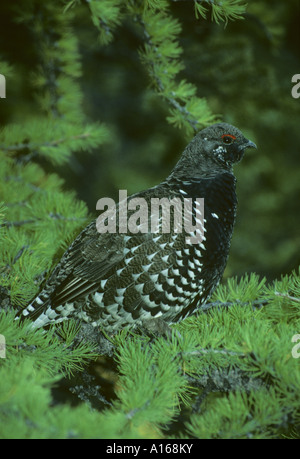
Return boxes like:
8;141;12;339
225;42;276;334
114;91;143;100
18;123;256;332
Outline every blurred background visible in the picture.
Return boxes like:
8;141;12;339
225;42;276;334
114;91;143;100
0;0;299;281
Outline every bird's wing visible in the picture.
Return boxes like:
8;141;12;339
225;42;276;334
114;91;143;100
47;223;128;306
36;184;184;308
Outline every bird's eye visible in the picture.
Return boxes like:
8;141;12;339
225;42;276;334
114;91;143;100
222;134;236;145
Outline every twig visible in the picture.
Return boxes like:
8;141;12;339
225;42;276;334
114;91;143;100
185;367;265;414
202;298;269;311
12;245;30;264
185;367;265;393
181;348;245;358
0;132;92;152
1;219;36;228
1;214;87;228
275;291;300;304
126;400;151;420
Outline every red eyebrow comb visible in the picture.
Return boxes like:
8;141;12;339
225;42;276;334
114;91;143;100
221;134;236;140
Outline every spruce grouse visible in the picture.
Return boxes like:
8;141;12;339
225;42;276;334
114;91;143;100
18;123;256;331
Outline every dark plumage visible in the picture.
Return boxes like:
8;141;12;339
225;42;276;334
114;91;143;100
18;123;256;331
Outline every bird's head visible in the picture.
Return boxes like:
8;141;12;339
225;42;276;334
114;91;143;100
170;122;257;179
199;123;257;168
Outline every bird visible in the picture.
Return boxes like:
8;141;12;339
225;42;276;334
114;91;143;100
17;122;256;332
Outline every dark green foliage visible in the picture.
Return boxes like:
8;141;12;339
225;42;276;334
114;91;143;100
0;0;299;439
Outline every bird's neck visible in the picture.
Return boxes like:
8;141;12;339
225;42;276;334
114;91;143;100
166;170;236;193
167;153;234;181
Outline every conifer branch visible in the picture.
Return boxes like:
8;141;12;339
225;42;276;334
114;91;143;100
0;219;36;228
274;291;300;304
141;17;199;132
202;298;269;311
0;132;93;152
181;348;245;358
1;214;87;228
185;367;264;393
171;0;248;25
137;16;201;134
125;400;151;420
87;0;124;45
12;246;30;265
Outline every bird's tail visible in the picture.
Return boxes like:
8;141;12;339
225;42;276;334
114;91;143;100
15;292;59;329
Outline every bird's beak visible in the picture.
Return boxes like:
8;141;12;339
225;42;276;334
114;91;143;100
236;139;257;163
241;140;257;150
